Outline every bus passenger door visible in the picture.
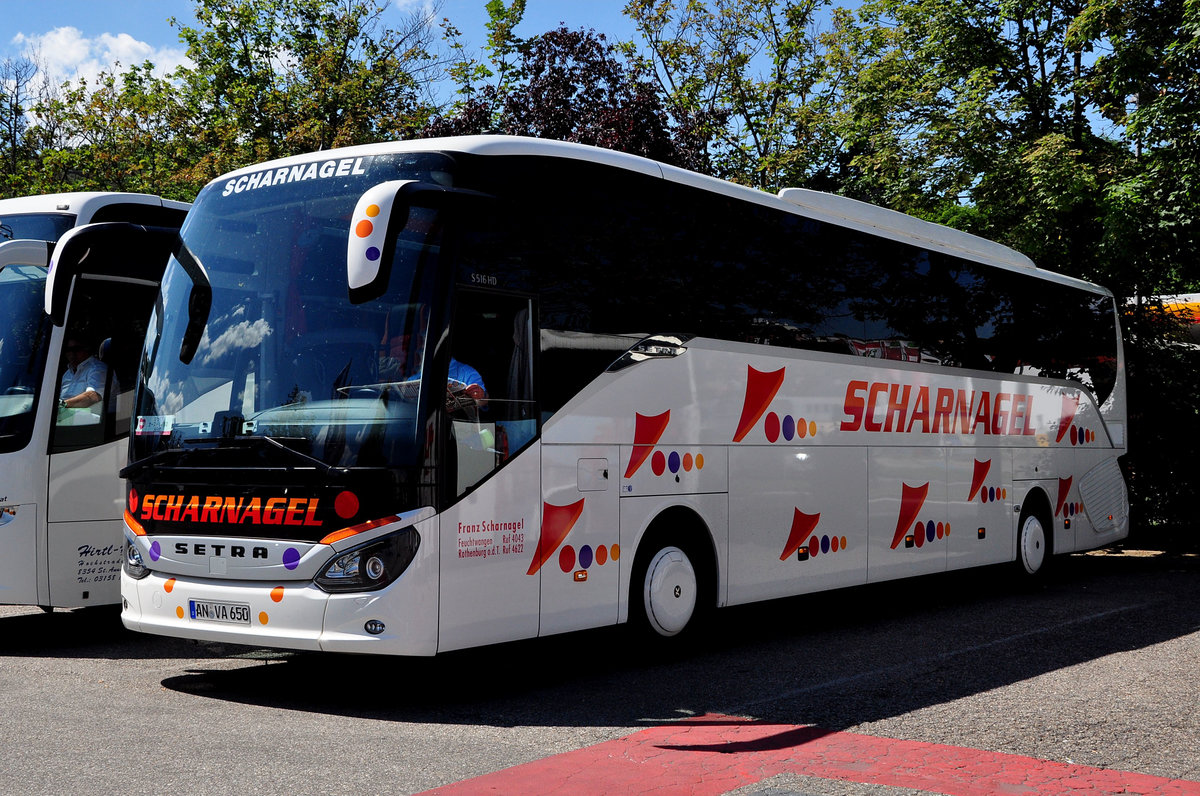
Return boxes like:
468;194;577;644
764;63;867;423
436;290;544;651
867;448;949;582
45;225;174;607
539;444;621;636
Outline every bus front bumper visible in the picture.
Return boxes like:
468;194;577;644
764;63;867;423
121;570;438;656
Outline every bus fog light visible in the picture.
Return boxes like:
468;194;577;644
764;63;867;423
364;619;386;635
365;556;385;581
123;538;149;580
315;527;420;593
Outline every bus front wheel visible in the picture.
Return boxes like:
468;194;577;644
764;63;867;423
632;543;700;638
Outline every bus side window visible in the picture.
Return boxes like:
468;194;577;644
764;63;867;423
51;278;158;453
448;290;537;495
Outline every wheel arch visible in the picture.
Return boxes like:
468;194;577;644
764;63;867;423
626;502;721;620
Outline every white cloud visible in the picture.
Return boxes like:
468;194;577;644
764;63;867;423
11;26;189;88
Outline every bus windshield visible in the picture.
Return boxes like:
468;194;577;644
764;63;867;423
0;265;51;452
131;152;455;471
0;212;75;242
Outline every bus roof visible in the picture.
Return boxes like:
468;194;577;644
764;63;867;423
0;191;190;218
211;135;1111;297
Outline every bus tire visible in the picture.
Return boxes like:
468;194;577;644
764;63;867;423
1016;499;1053;577
630;527;713;640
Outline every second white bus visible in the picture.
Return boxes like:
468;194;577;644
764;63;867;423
0;192;187;609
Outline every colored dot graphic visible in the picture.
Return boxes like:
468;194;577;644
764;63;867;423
259;612;270;625
148;541;161;562
163;578;175;594
979;486;1008;504
650;451;705;477
282;547;301;570
765;412;818;443
175;606;185;619
1070;427;1096;446
334;490;359;519
803;535;849;560
558;543;620;573
270;586;285;603
912;521;950;548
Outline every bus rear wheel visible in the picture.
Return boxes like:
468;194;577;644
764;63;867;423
1017;507;1051;576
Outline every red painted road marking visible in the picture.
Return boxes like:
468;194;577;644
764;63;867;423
421;713;1200;795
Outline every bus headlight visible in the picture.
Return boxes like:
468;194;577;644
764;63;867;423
315;527;420;593
124;538;150;580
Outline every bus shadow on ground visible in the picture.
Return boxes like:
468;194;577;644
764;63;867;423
155;550;1200;730
0;604;257;661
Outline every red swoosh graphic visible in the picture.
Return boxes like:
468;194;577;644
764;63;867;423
780;508;822;560
891;483;929;549
1056;394;1080;444
528;499;585;576
1055;477;1073;517
733;366;786;443
968;459;991;501
623;411;671;478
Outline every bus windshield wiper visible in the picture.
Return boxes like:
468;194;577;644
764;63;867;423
217;434;346;476
120;447;189;479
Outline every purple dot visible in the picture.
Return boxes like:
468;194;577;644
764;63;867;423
149;541;161;562
989;487;996;503
926;520;936;542
668;451;681;473
782;415;796;441
366;246;381;261
820;535;830;554
579;545;593;569
283;547;301;570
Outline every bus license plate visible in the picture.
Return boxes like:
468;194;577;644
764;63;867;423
189;599;251;625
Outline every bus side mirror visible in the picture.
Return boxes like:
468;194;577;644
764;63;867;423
46;223;179;326
347;181;494;305
347;180;417;305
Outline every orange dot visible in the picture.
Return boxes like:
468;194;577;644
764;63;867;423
1002;488;1007;499
841;536;848;549
175;606;184;619
270;586;285;603
695;454;705;470
945;523;951;536
259;612;269;625
682;453;693;471
808;421;817;437
164;578;176;593
366;204;380;217
355;219;373;238
610;543;620;561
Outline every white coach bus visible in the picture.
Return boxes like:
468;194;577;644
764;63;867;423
0;192;188;610
117;137;1128;654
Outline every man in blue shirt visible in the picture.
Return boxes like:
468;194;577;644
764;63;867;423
59;337;108;410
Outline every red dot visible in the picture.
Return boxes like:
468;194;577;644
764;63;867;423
914;522;925;547
937;522;944;539
559;545;576;573
596;545;608;565
682;453;693;472
651;451;667;476
1070;425;1078;445
808;536;820;558
765;413;781;443
334;490;359;519
128;489;139;514
831;536;839;552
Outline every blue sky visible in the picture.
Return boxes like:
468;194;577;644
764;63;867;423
5;1;638;90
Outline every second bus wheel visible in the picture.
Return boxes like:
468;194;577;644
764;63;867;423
629;526;714;640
